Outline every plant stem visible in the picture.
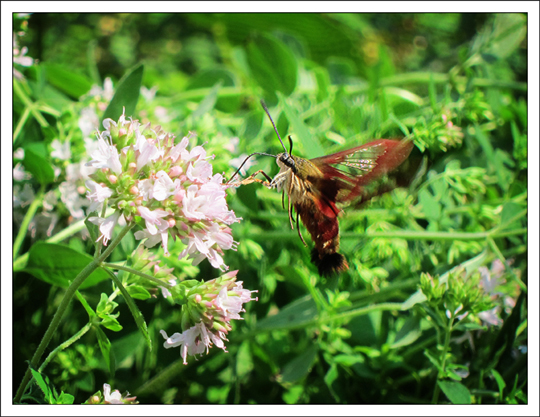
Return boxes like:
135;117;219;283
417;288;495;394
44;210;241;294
38;322;93;373
13;185;44;260
487;237;527;292
14;222;135;403
245;228;527;242
432;314;455;404
102;262;173;288
13;208;115;271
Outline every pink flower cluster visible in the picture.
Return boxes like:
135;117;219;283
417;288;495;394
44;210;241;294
85;110;241;271
160;270;258;364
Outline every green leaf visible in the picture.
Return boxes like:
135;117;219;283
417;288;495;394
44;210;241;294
191;80;222;119
280;95;324;158
392;315;422;349
56;392;75;405
246;33;297;100
279;344;318;384
101;316;123;332
499;201;525;230
240;109;264;141
401;289;428;310
96;293;114;315
424;350;443;373
126;285;151;300
43;63;92;99
107;269;152;351
314;66;331;101
102;63;144;122
95;326;116;377
186;68;240;113
437;380;471;404
25;243;109;289
236;341;254;378
84;211;100;244
75;291;96;318
486;14;527;60
324;364;340;402
30;368;51;401
256;295;317;331
418;189;441;221
22;146;55;185
491;368;506;398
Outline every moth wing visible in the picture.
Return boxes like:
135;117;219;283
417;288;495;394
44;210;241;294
310;139;414;203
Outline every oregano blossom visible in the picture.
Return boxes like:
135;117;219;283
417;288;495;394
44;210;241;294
85;109;241;271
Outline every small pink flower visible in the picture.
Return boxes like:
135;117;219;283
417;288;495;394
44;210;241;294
153;171;178;201
138;206;169;235
89;211;121;246
86;135;122;174
85;180;113;212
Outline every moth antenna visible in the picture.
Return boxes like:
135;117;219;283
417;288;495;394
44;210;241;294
260;100;289;154
288;135;293;154
227;151;276;184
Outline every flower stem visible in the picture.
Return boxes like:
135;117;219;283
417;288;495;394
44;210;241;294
13;185;44;260
432;314;455;404
102;262;172;289
14;221;135;403
13;208;115;271
38;322;93;373
246;228;527;242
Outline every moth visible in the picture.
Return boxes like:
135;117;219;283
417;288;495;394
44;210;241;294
228;100;415;277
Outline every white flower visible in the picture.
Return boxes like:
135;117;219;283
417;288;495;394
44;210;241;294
14;147;25;159
59;181;88;220
160;278;177;298
134;218;170;255
478;307;503;327
89;211;121;246
50;139;72;160
186;158;213;182
135;134;161;171
181;184;208;221
215;286;245;320
103;383;124;404
153;171;178;201
85;180;113;212
79;107;100;138
141;86;158;102
86;135;122;174
13;183;35;208
160;322;227;365
167;136;189;162
137;206;169;235
215;281;258;320
13;162;31;181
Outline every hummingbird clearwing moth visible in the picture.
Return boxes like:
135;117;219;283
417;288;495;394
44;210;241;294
228;100;415;277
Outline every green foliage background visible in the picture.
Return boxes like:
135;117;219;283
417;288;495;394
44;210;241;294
13;13;528;405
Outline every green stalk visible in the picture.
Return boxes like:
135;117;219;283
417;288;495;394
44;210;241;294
14;221;135;403
13;106;31;144
13;185;44;260
13;208;115;271
102;262;173;289
245;228;527;242
38;322;93;373
432;314;455;404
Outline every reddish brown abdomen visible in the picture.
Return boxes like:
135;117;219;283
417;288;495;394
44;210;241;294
296;200;349;277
